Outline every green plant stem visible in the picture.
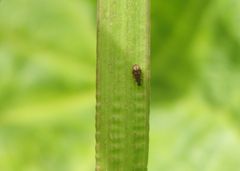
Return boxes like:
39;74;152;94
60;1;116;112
96;0;150;170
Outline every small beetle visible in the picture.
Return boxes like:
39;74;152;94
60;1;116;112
132;64;142;86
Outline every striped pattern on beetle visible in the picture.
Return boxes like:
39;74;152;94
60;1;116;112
132;64;142;86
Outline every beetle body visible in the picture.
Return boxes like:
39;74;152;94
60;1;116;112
132;64;142;86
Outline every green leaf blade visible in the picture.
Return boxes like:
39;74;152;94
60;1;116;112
96;0;150;170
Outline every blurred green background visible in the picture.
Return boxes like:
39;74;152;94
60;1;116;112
0;0;240;170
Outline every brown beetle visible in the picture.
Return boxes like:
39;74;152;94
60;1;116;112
132;64;142;86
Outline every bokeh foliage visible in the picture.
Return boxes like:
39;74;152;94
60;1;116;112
0;0;240;171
